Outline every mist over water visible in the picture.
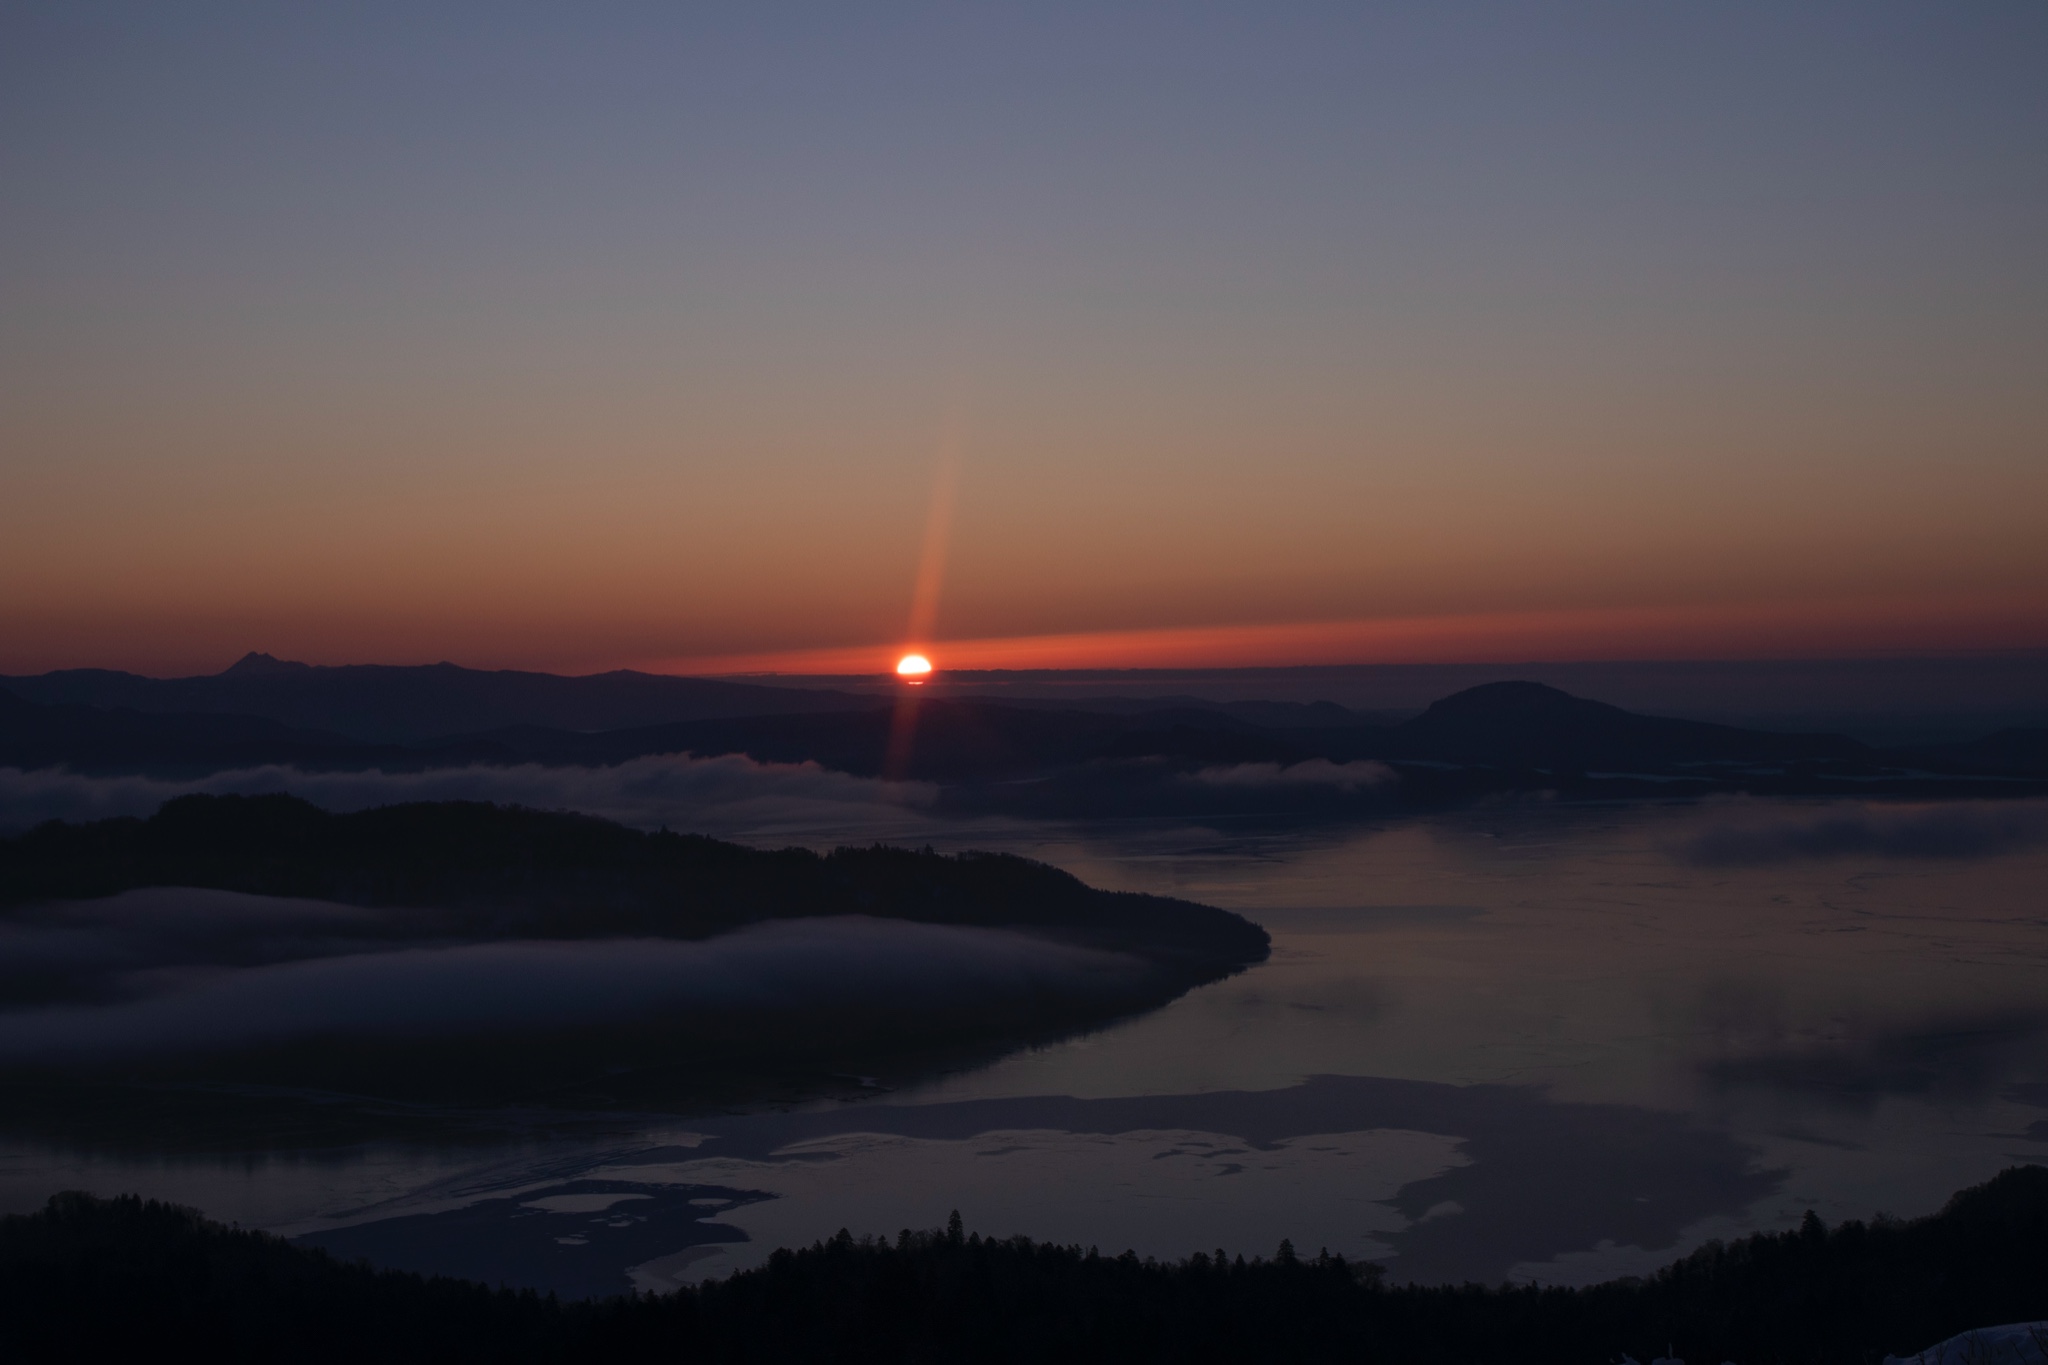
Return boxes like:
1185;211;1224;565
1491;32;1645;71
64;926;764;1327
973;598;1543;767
0;908;1157;1060
3;792;2045;1296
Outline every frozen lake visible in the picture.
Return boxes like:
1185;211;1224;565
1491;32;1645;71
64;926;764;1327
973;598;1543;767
4;796;2044;1295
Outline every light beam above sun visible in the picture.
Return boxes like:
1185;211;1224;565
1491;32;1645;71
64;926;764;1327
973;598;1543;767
896;653;933;683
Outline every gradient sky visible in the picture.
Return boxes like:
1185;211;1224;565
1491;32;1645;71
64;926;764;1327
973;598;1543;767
4;2;2045;676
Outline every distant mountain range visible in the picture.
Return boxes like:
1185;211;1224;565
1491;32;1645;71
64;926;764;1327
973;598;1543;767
2;659;2043;813
0;653;1373;737
0;653;874;742
737;655;2048;746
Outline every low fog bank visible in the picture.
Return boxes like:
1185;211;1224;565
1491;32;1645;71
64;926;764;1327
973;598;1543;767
0;887;390;1002
1681;802;2048;865
0;902;1158;1061
0;753;1409;838
0;753;931;838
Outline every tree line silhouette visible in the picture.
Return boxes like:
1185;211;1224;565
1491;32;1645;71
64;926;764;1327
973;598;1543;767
4;1166;2045;1363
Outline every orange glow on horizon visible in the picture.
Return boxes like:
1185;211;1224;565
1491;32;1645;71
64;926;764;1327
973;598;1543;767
647;591;2048;678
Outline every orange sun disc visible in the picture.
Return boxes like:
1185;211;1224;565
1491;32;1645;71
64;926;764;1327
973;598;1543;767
896;654;933;679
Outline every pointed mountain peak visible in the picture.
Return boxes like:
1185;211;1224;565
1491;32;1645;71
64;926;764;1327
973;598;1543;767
221;651;313;676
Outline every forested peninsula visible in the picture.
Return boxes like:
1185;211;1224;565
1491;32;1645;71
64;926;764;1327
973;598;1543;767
0;793;1267;969
0;795;1267;1118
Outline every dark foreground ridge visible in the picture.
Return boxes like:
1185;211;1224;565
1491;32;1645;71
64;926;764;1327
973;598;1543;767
4;1166;2046;1364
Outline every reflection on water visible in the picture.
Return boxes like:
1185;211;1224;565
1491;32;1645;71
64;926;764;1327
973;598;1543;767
3;798;2045;1294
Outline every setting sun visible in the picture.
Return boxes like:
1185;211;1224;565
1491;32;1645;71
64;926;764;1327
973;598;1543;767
895;653;933;681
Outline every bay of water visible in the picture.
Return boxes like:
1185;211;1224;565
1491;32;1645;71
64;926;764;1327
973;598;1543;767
4;797;2044;1294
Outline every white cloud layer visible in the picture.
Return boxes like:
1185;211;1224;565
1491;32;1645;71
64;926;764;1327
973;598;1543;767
0;914;1156;1060
0;754;932;838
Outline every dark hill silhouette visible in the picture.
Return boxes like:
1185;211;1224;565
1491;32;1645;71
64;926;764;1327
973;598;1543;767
0;654;871;742
4;1167;2046;1363
1375;680;1870;769
0;793;1268;974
